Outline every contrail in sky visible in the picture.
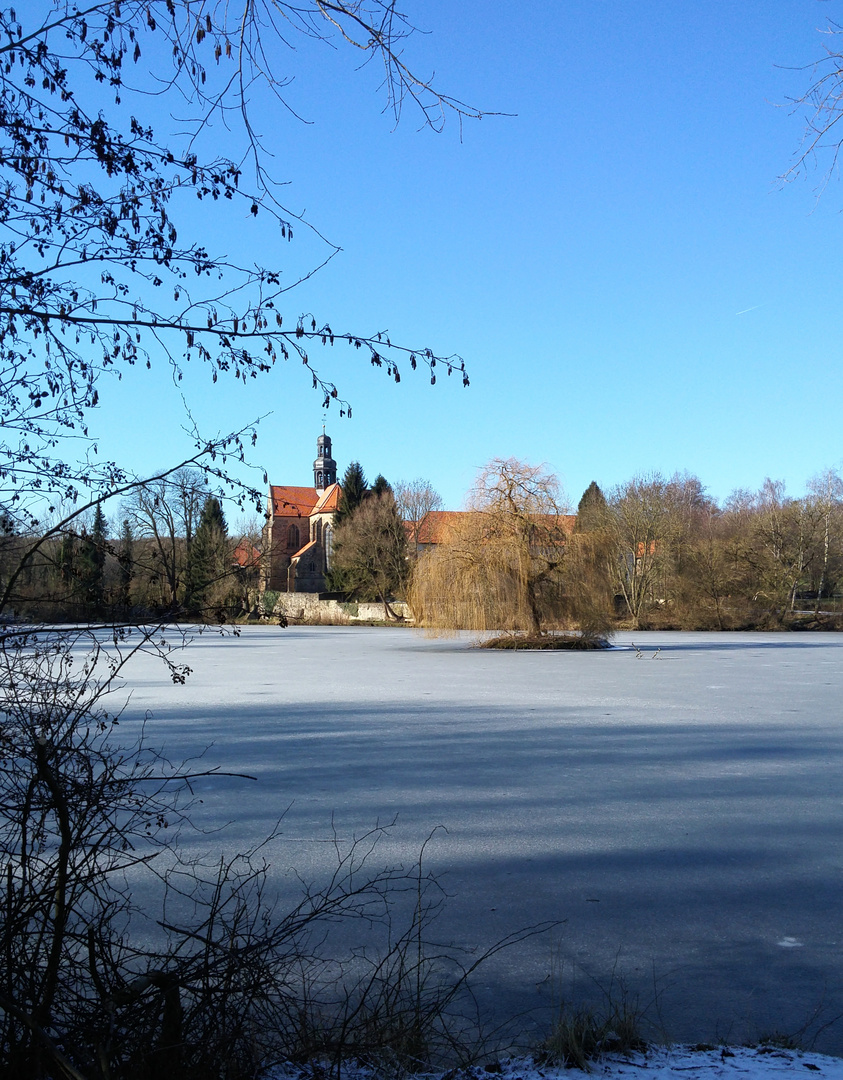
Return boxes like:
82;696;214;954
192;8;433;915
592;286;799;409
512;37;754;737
735;303;766;315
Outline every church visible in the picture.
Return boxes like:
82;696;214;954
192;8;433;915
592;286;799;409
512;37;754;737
261;432;342;594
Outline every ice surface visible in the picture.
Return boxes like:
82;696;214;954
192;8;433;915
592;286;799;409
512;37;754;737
113;627;843;1053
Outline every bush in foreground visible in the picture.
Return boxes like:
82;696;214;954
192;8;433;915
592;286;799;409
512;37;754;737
0;626;554;1079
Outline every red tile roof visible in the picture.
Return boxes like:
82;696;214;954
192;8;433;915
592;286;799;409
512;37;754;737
313;482;341;514
269;482;342;519
270;485;320;518
411;510;577;545
412;511;465;545
233;540;261;568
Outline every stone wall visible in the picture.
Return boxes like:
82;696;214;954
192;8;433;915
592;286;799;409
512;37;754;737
265;592;412;624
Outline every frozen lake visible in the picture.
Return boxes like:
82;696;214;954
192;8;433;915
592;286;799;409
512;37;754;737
117;627;843;1052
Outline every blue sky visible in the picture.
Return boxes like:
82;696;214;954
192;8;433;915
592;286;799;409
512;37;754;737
91;1;843;517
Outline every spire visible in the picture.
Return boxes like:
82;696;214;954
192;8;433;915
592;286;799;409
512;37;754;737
314;432;337;491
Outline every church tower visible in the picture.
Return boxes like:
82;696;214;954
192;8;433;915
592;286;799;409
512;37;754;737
313;431;337;491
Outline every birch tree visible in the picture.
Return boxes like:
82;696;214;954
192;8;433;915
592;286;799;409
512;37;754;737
806;468;843;613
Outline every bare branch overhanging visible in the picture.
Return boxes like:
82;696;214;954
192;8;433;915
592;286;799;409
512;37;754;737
0;1;479;525
781;19;843;194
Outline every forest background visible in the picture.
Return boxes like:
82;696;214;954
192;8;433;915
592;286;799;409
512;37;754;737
7;456;842;635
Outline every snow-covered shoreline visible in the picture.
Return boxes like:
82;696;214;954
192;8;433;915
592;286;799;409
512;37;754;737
272;1046;843;1080
494;1047;843;1079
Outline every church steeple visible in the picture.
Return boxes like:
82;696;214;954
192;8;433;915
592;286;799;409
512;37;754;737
313;430;337;491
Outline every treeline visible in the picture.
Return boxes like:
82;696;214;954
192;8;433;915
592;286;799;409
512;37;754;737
576;470;843;630
0;469;261;622
5;461;842;632
409;462;843;635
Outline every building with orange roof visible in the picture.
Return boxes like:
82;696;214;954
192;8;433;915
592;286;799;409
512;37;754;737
264;436;581;595
262;432;343;593
233;539;261;569
408;509;577;554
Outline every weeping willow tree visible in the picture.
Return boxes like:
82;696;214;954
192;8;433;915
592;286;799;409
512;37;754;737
562;524;617;643
409;459;574;636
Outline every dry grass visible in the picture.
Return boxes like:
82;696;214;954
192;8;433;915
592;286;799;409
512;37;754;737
479;633;611;651
538;999;647;1071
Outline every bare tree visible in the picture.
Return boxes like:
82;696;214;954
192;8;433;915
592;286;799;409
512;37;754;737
782;18;843;197
806;468;843;613
395;479;444;551
0;622;557;1078
0;1;478;551
604;474;675;628
678;506;739;630
230;513;266;613
751;478;818;620
716;480;820;625
123;469;207;610
561;528;616;644
0;6;496;1071
331;489;409;619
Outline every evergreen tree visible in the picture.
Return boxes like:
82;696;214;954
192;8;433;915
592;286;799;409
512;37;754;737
186;497;230;615
335;462;369;526
78;504;108;609
575;481;609;533
58;532;76;592
372;474;392;496
118;519;135;611
0;506;16;603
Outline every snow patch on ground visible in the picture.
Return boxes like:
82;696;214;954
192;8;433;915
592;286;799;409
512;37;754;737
272;1046;843;1080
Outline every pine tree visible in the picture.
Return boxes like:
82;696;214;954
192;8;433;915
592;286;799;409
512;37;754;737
118;519;135;611
372;474;392;496
575;481;609;533
78;503;108;609
335;462;369;525
186;497;230;615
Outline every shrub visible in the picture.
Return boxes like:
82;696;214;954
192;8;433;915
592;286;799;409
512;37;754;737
539;998;646;1072
0;630;554;1078
262;589;281;615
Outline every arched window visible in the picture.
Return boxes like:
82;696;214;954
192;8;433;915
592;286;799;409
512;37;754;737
325;525;334;568
287;523;300;550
